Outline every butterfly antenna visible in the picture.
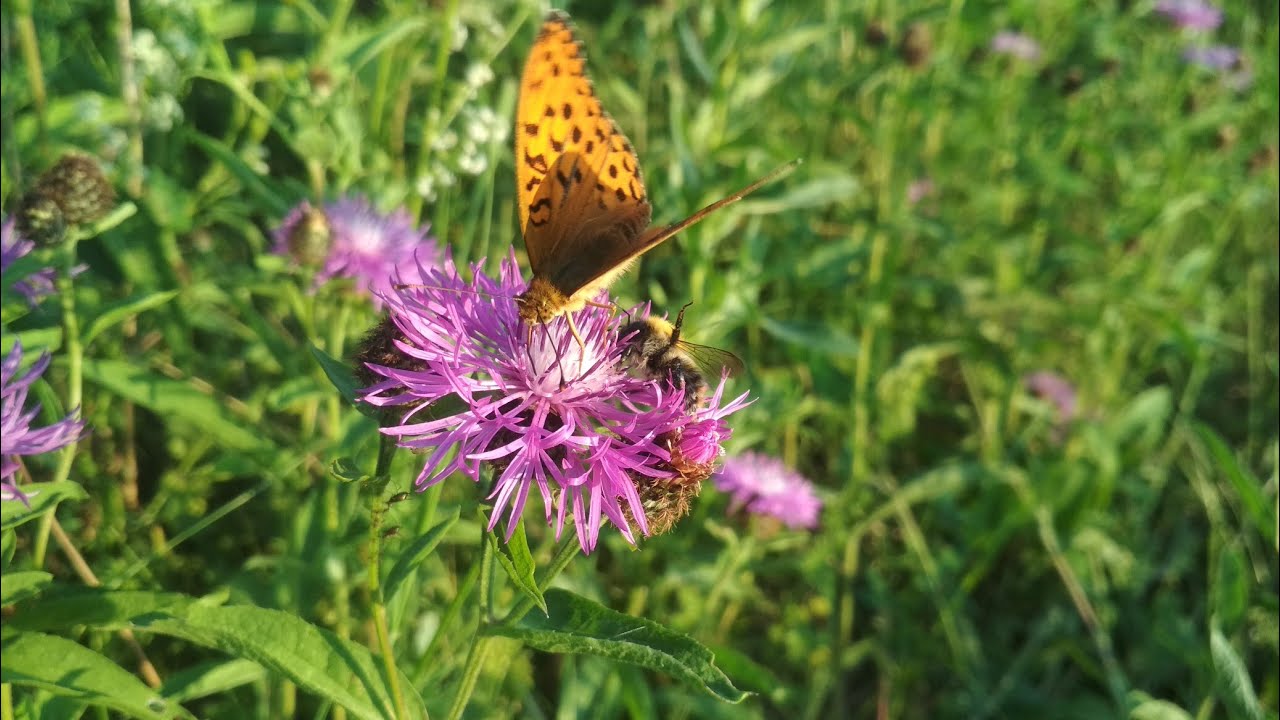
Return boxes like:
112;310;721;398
642;158;803;247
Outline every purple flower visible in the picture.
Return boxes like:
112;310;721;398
990;31;1042;62
2;341;85;504
1155;0;1222;31
272;196;438;310
2;217;59;306
359;250;749;553
713;452;822;530
1182;45;1242;71
907;178;935;206
1024;371;1078;423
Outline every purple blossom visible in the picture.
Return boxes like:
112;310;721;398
1154;0;1222;31
2;217;59;306
359;250;749;554
990;31;1042;62
1182;45;1242;71
272;196;438;310
907;178;935;206
1024;371;1078;423
2;341;85;504
713;452;822;530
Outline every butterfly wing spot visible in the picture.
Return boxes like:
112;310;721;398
562;103;573;119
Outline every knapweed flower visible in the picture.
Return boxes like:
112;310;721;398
990;31;1043;62
1024;371;1078;423
1;217;59;306
1181;45;1242;71
1155;0;1222;31
359;250;749;553
907;178;935;206
713;452;822;530
2;342;85;504
272;196;439;310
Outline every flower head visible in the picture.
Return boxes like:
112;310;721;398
359;250;749;553
1024;371;1078;423
273;196;439;310
990;31;1043;62
1155;0;1223;31
2;217;59;306
1182;45;1242;71
2;342;86;504
713;452;822;530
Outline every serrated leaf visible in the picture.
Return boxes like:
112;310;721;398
1210;626;1264;720
487;588;748;703
82;290;180;347
81;360;271;453
135;604;427;720
1;482;88;531
0;629;191;720
493;518;546;614
157;659;266;703
384;508;460;601
0;571;53;606
8;587;196;631
11;588;427;720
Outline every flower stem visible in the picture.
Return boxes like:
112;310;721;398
13;0;47;150
367;433;409;719
445;522;497;720
34;232;85;569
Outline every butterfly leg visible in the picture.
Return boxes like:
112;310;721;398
566;312;587;367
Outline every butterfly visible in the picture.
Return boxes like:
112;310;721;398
513;11;798;346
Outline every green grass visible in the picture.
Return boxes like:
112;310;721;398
2;1;1277;718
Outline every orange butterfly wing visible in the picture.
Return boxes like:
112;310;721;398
515;12;653;297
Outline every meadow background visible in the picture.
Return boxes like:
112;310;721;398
2;1;1277;718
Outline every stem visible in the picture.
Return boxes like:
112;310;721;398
50;519;162;688
445;524;497;720
114;0;143;197
35;232;86;568
367;434;410;720
14;0;48;150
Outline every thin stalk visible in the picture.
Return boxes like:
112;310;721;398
50;519;162;688
14;0;48;149
444;523;497;720
368;434;410;720
114;0;143;197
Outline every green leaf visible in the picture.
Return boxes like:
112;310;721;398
183;129;289;217
1194;422;1276;548
311;344;376;416
11;588;427;720
82;290;180;347
0;629;191;720
157;659;266;703
1129;692;1194;720
759;316;859;358
384;507;460;601
493;518;546;614
0;482;88;531
1213;545;1249;635
1210;626;1264;720
135;604;428;720
0;571;53;606
81;360;271;453
8;588;195;631
329;458;368;484
487;588;748;703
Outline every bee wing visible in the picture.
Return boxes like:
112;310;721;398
674;341;745;380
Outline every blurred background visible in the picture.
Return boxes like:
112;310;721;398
2;1;1276;718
